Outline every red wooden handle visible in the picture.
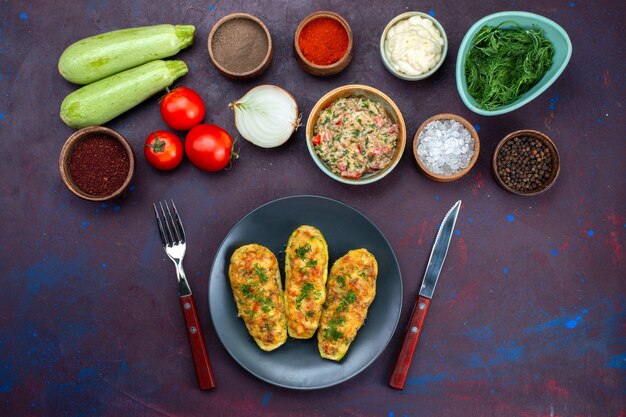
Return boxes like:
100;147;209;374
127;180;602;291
389;295;431;390
180;295;216;390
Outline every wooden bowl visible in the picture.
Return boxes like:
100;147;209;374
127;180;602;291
208;13;273;79
492;129;560;196
412;113;480;182
305;84;406;185
294;11;353;77
59;126;135;202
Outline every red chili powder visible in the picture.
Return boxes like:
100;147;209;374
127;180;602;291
68;136;130;197
298;17;349;66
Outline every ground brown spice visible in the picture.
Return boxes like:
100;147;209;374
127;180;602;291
211;18;269;73
68;136;130;197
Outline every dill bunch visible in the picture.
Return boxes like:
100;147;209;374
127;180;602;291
465;23;554;110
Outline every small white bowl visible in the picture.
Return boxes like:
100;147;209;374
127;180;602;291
380;12;448;81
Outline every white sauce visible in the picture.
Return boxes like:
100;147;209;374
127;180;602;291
384;15;444;76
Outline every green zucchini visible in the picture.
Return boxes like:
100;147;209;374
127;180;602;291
60;60;187;128
58;24;194;85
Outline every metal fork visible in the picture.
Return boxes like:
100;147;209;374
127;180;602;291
153;200;216;390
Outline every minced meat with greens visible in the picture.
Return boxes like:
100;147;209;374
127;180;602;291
312;97;398;179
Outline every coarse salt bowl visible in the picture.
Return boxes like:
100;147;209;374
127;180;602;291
306;85;406;185
380;12;448;81
59;126;135;202
412;113;480;182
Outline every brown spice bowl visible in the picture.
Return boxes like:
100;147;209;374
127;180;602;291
412;113;480;182
208;13;273;80
492;129;560;196
59;126;135;202
305;84;406;185
294;11;353;77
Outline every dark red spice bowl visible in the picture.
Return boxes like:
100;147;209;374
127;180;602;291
59;126;135;202
294;11;353;77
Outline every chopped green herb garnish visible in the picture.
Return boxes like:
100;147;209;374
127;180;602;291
260;296;274;312
324;316;346;341
241;284;253;298
337;289;357;313
295;243;312;260
296;282;315;308
253;263;269;282
306;310;316;318
336;275;346;288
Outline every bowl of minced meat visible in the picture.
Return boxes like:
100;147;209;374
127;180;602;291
306;85;406;185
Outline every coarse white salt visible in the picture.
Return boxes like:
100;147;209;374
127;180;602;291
417;119;474;176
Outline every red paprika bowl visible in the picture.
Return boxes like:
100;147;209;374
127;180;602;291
294;11;353;77
59;126;135;202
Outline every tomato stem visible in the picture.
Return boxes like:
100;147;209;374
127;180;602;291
146;132;166;153
225;136;240;170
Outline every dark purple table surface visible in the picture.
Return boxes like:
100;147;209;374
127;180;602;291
1;1;624;416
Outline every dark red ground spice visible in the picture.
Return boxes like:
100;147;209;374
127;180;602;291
68;136;130;197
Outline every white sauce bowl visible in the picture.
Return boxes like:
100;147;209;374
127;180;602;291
380;12;448;81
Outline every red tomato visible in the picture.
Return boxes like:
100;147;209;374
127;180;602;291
185;124;234;172
160;87;206;131
144;131;184;170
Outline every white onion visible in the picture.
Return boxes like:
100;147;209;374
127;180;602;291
230;85;300;148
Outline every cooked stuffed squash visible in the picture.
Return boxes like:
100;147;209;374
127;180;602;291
318;248;378;361
228;244;287;351
284;225;329;339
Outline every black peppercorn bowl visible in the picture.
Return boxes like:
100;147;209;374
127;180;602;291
59;126;135;202
492;129;560;196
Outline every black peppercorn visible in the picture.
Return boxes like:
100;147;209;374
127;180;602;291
496;136;553;192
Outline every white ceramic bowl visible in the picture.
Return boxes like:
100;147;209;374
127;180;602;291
380;12;448;81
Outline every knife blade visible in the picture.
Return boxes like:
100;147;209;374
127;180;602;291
389;200;461;390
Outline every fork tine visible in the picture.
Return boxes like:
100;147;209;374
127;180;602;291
159;201;175;246
153;203;169;246
164;200;183;244
170;199;186;243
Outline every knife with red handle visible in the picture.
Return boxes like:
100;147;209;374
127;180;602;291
389;200;461;390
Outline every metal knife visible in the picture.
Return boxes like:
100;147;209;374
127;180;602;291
389;200;461;390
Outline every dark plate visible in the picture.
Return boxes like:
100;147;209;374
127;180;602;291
208;195;402;389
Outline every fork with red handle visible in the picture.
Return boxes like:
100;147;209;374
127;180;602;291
153;200;216;390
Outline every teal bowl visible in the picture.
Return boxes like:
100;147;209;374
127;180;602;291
456;11;572;116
